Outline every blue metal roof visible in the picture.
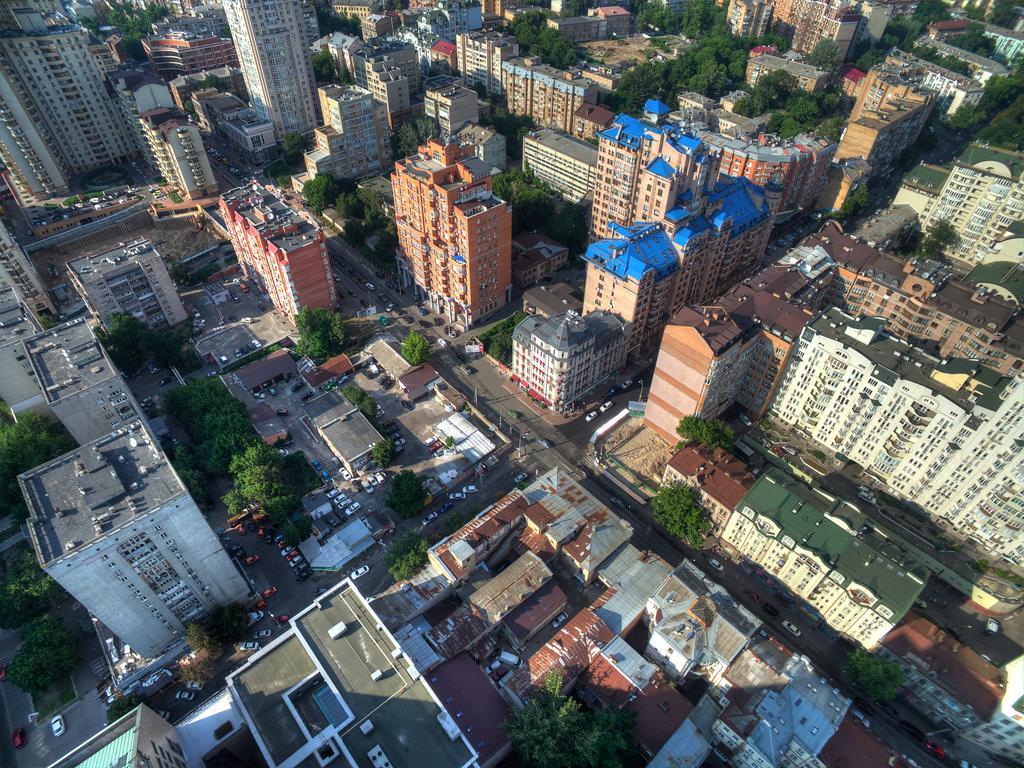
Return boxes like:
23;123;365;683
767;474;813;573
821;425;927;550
584;222;679;282
647;158;675;179
672;178;769;248
644;98;671;116
599;114;704;158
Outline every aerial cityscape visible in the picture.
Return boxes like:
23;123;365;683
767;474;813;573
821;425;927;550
0;0;1020;765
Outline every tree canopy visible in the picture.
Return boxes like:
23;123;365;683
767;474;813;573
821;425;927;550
296;307;348;362
7;615;79;694
386;532;429;580
303;174;340;213
0;544;66;629
807;39;842;75
0;413;74;522
94;1;168;59
167;378;256;475
916;219;959;261
106;694;143;724
343;385;378;422
371;439;395;467
221;442;316;536
391;116;438;161
989;0;1019;26
386;470;427;518
281;132;308;167
504;670;637;768
845;649;905;701
511;12;577;69
312;49;339;84
96;313;195;374
206;604;248;645
651;483;710;547
676;416;734;450
401;329;431;365
733;69;845;139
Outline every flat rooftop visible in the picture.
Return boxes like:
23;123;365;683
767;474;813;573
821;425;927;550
525;129;598;166
68;238;158;280
306;392;383;463
23;318;122;405
221;183;322;254
20;421;184;565
229;581;476;768
0;282;40;348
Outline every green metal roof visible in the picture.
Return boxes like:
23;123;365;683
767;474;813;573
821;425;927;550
958;143;1023;180
966;261;1024;302
902;163;950;192
72;723;138;768
738;471;927;617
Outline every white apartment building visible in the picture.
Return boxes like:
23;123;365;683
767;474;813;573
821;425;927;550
511;310;628;411
140;108;218;200
884;50;984;117
523;128;598;204
962;655;1024;766
771;309;1024;563
0;5;135;201
224;0;318;139
721;469;929;648
67;239;188;330
303;85;390;182
107;67;177;157
0;220;52;314
922;143;1024;264
21;422;248;658
455;31;518;96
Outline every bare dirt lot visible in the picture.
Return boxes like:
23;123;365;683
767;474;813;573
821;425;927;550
579;34;689;66
605;418;674;486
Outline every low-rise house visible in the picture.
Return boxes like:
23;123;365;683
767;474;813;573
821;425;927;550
235;349;297;392
662;444;755;530
511;233;569;288
305;391;385;474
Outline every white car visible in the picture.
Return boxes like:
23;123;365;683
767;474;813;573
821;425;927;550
51;714;65;737
240;316;253;323
185;680;204;691
365;282;376;291
345;501;361;515
599;401;613;412
368;475;380;487
782;621;801;637
385;303;394;312
462;485;478;494
175;690;196;701
362;480;375;494
739;413;752;427
708;558;724;572
238;641;260;652
327;488;341;499
340;467;352;481
585;411;598;422
350;565;370;580
449;491;466;500
374;471;386;484
551;612;569;629
254;629;272;639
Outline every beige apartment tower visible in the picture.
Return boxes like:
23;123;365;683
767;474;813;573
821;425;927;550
456;31;519;96
140;107;218;199
304;85;391;182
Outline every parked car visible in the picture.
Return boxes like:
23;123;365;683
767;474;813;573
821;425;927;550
708;557;724;572
244;554;260;566
280;546;295;558
327;488;341;499
185;680;204;691
153;710;171;721
585;411;598;422
51;714;65;736
599;401;614;413
238;642;260;652
374;471;386;484
739;413;752;427
551;612;569;629
276;615;290;625
985;618;1001;635
350;565;370;580
763;604;780;617
12;728;26;749
513;472;528;484
462;485;478;494
782;620;801;636
448;491;466;500
175;690;196;701
247;610;264;625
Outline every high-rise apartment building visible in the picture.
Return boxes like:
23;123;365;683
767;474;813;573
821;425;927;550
835;65;934;179
921;143;1024;264
303;85;391;182
351;39;421;128
501;57;598;134
807;222;1024;376
49;705;187;768
790;0;860;58
728;0;774;37
224;0;318;139
142;31;239;78
586;111;773;353
107;66;177;157
771;309;1024;563
883;49;984;117
511;310;628;410
522;129;598;204
704;132;836;213
0;4;135;201
392;140;512;328
962;656;1024;768
722;469;928;648
21;421;249;657
0;220;52;314
644;284;814;442
221;183;336;316
424;79;480;138
140;107;219;199
68;239;188;330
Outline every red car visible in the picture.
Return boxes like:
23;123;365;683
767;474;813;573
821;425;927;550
244;554;260;566
0;663;6;681
276;615;290;625
261;586;278;598
923;742;945;759
12;728;26;749
285;550;301;561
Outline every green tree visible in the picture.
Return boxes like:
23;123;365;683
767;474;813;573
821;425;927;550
911;0;950;24
185;621;217;656
342;385;377;421
106;694;143;724
7;615;79;694
836;183;869;221
386;532;429;580
96;313;152;375
989;0;1019;26
946;24;997;57
444;510;466;534
391;116;438;160
316;5;361;34
312;48;339;83
179;652;215;685
167;378;257;474
102;1;168;59
807;39;842;76
401;329;430;365
504;670;636;768
845;649;905;701
386;469;427;518
916;218;959;261
371;439;395;467
296;307;347;361
652;483;710;547
283;516;312;546
206;604;248;645
0;414;74;522
676;416;734;450
281;132;307;167
0;544;65;629
303;173;340;213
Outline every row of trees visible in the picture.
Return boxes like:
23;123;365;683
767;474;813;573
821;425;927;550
97;314;197;376
5;615;79;695
222;443;316;545
0;413;75;522
492;169;589;257
82;1;167;60
296;307;349;362
477;311;528;364
510;12;578;70
0;544;65;629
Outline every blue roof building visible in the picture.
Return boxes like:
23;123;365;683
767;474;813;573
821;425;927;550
583;222;679;283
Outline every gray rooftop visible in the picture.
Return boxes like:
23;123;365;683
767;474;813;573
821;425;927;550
0;282;40;349
23;318;123;404
525;129;598;166
748;54;826;80
513;310;626;354
68;238;159;281
20;422;184;565
306;392;383;463
221;184;321;254
229;580;476;768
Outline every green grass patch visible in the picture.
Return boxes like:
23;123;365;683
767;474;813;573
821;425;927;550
33;676;75;718
169;191;183;204
62;196;80;206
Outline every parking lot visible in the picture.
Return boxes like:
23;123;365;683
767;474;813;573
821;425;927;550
184;281;296;367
